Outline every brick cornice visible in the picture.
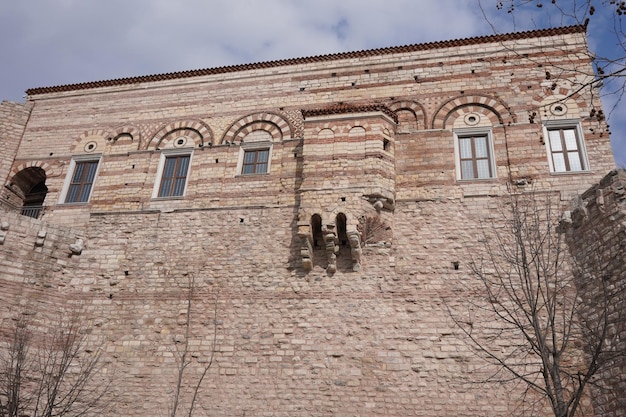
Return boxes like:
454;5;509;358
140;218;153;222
302;104;398;123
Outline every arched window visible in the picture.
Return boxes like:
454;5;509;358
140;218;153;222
10;167;47;218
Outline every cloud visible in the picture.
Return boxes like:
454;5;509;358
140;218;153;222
0;0;623;164
0;0;488;97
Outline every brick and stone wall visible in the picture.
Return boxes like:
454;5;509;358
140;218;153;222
0;26;619;416
0;101;32;209
562;169;626;417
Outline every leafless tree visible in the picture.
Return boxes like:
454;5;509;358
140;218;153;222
481;0;625;129
448;191;624;417
0;310;110;417
168;273;218;417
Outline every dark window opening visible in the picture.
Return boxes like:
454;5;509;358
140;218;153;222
311;214;323;249
21;181;48;218
336;213;348;247
9;167;47;218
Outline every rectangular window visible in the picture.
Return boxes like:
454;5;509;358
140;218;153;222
65;160;99;203
547;126;586;172
157;155;190;197
457;133;494;180
242;149;269;175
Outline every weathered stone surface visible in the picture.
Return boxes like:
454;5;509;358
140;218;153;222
0;26;619;416
563;169;626;417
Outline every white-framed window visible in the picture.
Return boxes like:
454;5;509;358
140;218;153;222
453;128;496;180
59;155;102;204
543;120;588;173
236;142;272;175
152;149;192;198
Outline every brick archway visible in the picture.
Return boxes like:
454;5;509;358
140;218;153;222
431;94;515;129
221;112;293;144
147;119;213;150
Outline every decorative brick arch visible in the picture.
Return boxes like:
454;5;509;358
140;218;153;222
7;162;52;202
388;100;426;130
69;129;115;153
531;87;587;115
147;119;214;150
221;112;293;144
317;127;336;139
111;125;142;149
431;95;515;129
9;161;52;182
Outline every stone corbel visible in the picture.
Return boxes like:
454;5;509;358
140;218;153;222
69;238;84;256
347;230;363;272
297;222;313;270
596;189;606;212
323;224;339;273
365;193;395;212
35;230;46;247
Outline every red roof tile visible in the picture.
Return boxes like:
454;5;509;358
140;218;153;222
25;25;586;96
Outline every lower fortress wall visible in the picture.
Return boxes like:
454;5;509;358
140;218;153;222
0;197;536;417
563;169;626;417
4;174;625;416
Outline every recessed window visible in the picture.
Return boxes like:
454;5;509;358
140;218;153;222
60;156;101;204
242;149;270;175
152;150;192;199
545;123;588;172
157;154;190;197
455;130;495;180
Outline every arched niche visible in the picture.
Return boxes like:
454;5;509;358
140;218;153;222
431;94;514;129
8;167;47;218
336;213;348;247
221;112;292;145
311;214;323;249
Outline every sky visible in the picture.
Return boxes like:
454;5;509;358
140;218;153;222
0;0;624;165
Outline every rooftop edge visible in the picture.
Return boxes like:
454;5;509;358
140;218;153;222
25;24;586;96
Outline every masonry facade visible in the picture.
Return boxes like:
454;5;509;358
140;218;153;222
0;26;619;416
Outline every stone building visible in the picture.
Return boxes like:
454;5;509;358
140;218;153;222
0;25;619;416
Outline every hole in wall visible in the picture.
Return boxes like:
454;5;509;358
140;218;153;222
84;141;97;152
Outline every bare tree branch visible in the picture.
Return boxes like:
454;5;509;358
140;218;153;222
448;190;624;417
0;309;111;417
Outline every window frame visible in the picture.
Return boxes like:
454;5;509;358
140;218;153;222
151;149;193;199
543;120;589;173
236;142;272;176
58;155;102;204
453;128;496;181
